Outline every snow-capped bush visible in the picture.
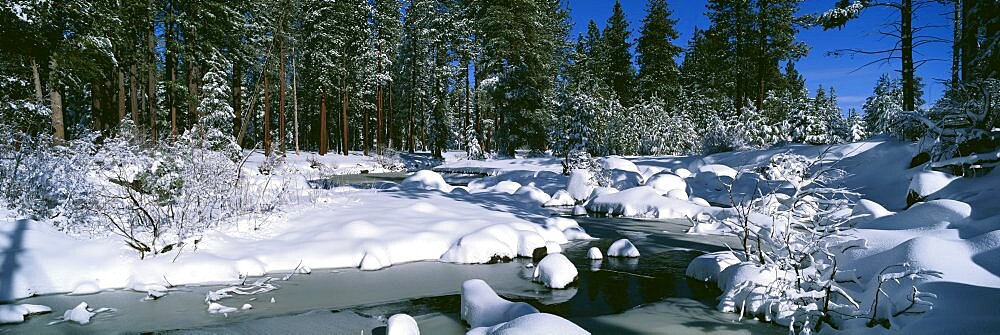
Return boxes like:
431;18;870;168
760;153;813;185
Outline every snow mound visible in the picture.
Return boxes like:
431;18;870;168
587;247;603;260
685;251;740;282
544;217;579;231
585;186;704;219
697;164;737;178
400;170;453;192
639;166;664;180
514;185;551;204
516;231;547;258
716;263;783;292
673;167;692;178
567;170;595;201
908;171;957;201
57;302;112;325
207;302;238;314
386;313;420;335
543;190;576;207
645;173;686;195
601;157;640;174
467;313;590;335
665;189;688;200
461;279;539;329
533;253;578;289
607;239;640;258
489;181;523;194
572;205;588;216
849;198;894;225
441;225;518;264
359;243;392;271
857;199;971;231
608;170;643;190
0;304;50;324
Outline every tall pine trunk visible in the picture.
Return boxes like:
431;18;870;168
292;45;300;154
31;59;43;101
264;67;272;156
279;41;287;156
147;22;158;142
233;65;242;138
320;94;328;155
901;0;915;112
341;77;350;156
49;57;65;143
377;86;383;154
167;0;177;139
130;64;139;125
118;68;127;123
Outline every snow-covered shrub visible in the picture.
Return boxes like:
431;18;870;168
701;116;750;154
760;153;812;185
372;147;406;172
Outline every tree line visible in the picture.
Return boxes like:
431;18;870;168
0;0;997;160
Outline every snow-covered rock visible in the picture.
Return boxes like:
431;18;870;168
490;181;523;195
516;232;547;258
587;247;603;260
386;313;420;335
645;172;686;195
601;157;640;174
685;251;740;282
399;170;453;192
544;241;563;255
607;239;640;258
514;185;551;204
689;197;710;207
467;313;590;335
608;170;643;190
716;262;782;292
0;304;50;324
572;205;588;216
59;302;111;324
857;199;971;231
533;253;578;289
639;166;664;180
543;190;576;207
673;168;692;179
907;171;958;203
567;170;595;201
461;279;539;329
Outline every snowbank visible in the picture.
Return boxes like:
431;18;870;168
601;157;640;174
0;304;50;324
645;172;687;195
543;190;575;207
567;170;595;201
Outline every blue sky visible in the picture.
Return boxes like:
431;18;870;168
565;0;954;113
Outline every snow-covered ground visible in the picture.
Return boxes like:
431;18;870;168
3;139;1000;334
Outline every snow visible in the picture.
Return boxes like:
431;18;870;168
601;157;640;174
513;185;551;204
460;279;539;329
207;302;238;314
386;313;420;335
533;253;578;289
467;313;590;335
849;198;894;225
0;304;50;324
697;164;737;178
567;169;595;201
587;247;603;260
585;186;707;219
907;170;958;200
543;189;576;207
685;251;740;282
400;170;453;192
607;239;640;258
55;302;112;325
644;172;687;195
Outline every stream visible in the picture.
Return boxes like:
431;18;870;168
1;173;782;335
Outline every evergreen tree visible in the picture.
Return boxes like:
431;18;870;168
847;108;867;141
192;52;239;158
598;0;637;105
636;0;682;102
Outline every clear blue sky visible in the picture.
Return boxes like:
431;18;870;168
565;0;953;113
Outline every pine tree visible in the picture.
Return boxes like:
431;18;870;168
192;51;239;158
636;0;682;102
598;0;637;105
847;108;867;141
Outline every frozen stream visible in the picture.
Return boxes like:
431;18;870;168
1;214;781;335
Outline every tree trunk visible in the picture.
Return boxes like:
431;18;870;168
341;77;350;156
264;68;272;156
364;92;370;156
377;86;383;154
167;0;177;139
130;64;139;125
952;0;961;85
279;41;287;156
118;68;127;123
188;62;200;125
49;57;65;143
901;0;915;112
961;0;978;82
292;45;300;154
93;80;103;132
233;64;242;138
31;59;43;101
148;24;158;142
320;94;328;155
387;82;393;150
